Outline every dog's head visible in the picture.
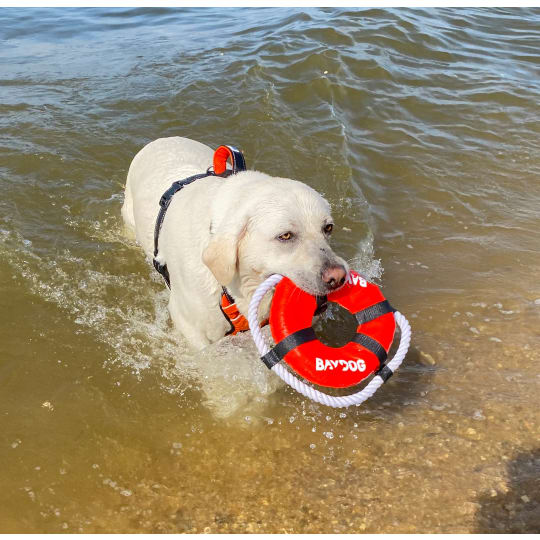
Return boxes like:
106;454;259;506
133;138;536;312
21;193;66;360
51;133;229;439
202;172;348;297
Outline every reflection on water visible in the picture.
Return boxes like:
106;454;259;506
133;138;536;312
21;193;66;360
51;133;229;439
1;6;539;533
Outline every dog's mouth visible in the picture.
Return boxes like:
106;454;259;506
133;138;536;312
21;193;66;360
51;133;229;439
264;272;347;298
305;279;347;297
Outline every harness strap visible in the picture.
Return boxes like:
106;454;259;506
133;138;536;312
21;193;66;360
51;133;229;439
153;171;213;288
354;300;394;325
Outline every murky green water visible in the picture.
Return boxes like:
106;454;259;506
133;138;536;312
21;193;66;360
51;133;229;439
1;7;539;533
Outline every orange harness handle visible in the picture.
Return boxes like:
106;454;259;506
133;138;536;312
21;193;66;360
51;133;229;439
213;145;247;175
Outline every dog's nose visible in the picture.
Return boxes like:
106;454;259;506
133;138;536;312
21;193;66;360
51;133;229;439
322;265;347;290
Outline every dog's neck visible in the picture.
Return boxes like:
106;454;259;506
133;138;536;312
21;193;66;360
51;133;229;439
226;273;272;321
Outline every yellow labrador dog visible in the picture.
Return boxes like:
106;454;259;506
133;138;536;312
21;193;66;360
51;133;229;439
122;137;348;349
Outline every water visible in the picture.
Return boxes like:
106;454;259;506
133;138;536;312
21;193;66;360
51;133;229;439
1;7;539;533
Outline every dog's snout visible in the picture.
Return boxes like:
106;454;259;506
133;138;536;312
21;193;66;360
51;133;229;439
322;265;347;290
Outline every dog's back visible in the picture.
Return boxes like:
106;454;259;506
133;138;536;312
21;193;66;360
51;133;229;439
122;137;215;256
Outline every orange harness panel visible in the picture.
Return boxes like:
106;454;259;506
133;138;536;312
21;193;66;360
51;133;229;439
221;292;268;336
220;292;250;335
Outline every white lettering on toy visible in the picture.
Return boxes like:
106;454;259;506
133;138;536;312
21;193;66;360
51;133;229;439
347;274;367;287
315;358;366;372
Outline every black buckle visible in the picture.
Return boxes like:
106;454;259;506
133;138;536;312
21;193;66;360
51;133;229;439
159;183;181;207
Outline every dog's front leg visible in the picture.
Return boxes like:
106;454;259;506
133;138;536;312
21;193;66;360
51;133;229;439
167;290;228;350
166;294;211;350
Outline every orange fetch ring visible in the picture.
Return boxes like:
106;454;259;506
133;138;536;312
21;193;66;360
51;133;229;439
267;272;396;388
265;271;396;388
248;272;412;407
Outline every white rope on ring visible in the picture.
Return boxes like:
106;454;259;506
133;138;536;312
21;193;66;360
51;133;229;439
248;274;412;408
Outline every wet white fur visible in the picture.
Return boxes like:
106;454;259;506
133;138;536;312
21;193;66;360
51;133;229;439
122;136;347;349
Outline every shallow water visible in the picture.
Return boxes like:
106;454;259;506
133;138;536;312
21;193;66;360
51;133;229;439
1;7;539;533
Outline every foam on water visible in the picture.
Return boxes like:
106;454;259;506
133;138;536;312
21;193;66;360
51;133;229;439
2;226;183;377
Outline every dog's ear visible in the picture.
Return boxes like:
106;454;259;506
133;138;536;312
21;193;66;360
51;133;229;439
202;215;248;286
202;234;238;286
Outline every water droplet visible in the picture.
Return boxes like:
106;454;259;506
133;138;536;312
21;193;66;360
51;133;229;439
473;410;485;420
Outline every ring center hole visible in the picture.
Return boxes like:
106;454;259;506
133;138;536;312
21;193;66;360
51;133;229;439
312;302;358;348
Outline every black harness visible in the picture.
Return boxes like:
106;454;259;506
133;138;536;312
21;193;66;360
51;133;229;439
152;145;247;289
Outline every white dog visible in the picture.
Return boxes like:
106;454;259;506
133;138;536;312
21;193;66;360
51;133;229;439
122;137;348;349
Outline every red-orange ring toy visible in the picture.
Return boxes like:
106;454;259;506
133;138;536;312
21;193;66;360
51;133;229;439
263;271;396;388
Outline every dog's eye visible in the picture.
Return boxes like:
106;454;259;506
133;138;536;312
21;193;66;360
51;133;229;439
277;232;294;241
323;223;334;235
